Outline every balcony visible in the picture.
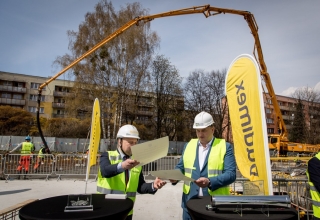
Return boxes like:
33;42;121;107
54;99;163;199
0;98;25;105
52;114;65;118
279;105;290;110
52;102;66;108
282;115;293;120
53;91;71;97
137;110;154;116
0;85;26;93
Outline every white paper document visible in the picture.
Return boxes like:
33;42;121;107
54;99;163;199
131;136;169;167
150;169;195;182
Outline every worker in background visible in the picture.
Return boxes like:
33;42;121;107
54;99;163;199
97;124;166;220
170;111;236;220
8;135;35;179
307;152;320;220
33;146;51;172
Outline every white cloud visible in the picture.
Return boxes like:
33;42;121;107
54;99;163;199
279;81;320;97
280;87;298;97
314;82;320;92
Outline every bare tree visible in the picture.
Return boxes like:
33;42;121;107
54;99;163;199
44;118;90;138
0;106;34;136
183;69;228;139
54;0;159;146
204;69;228;138
150;55;183;140
292;87;320;144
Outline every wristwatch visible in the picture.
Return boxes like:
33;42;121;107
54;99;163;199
208;179;211;188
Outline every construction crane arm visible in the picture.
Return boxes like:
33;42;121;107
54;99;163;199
37;4;288;147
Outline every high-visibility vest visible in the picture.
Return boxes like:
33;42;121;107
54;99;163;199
307;152;320;218
21;142;33;155
97;151;141;216
38;148;45;158
183;138;229;195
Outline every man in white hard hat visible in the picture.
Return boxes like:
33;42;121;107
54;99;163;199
170;111;236;220
97;124;166;220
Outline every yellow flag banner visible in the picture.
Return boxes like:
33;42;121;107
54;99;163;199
86;98;101;181
225;54;273;195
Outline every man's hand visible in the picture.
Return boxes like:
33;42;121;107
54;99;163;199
153;177;167;189
121;159;140;170
194;177;210;188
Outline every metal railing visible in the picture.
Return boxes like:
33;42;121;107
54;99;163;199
0;153;315;219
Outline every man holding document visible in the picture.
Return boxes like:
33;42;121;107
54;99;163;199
97;124;166;220
170;111;236;220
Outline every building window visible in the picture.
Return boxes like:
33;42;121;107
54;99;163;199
266;118;274;124
139;107;149;111
3;81;12;86
57;110;65;115
31;82;46;90
267;99;272;104
267;128;274;134
266;108;272;114
28;106;44;113
12;94;23;99
1;93;11;98
55;86;70;92
30;94;45;101
136;116;149;121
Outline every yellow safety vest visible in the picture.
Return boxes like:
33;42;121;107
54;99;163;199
97;151;141;216
307;152;320;218
21;142;33;155
38;147;47;158
183;138;229;195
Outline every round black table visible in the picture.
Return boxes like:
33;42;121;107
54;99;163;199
19;194;133;220
187;196;298;220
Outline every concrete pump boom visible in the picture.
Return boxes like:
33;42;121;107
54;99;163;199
36;4;288;149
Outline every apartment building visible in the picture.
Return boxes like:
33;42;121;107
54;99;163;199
0;72;185;140
265;94;320;139
222;93;320;143
0;71;73;118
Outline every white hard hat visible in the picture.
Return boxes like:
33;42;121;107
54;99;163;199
193;111;214;129
117;125;140;139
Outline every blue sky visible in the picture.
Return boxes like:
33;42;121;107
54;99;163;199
1;0;320;96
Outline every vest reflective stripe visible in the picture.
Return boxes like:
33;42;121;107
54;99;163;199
184;168;194;175
183;138;229;196
310;185;317;191
208;170;223;175
307;152;320;218
313;200;320;207
97;150;141;216
110;155;122;161
21;142;33;154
